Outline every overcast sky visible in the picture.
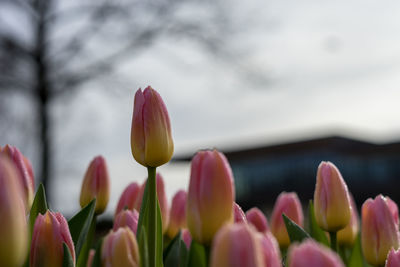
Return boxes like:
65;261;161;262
3;0;400;217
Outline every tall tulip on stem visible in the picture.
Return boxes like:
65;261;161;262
314;161;351;252
131;86;174;267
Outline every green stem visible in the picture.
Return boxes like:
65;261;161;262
147;166;157;267
329;231;337;252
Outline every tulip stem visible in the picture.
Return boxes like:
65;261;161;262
148;166;157;267
329;231;337;252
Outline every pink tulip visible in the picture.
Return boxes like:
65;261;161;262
136;173;170;233
338;193;359;246
362;195;399;267
246;207;269;234
270;192;303;248
130;86;174;167
234;202;248;224
288;239;344;267
0;156;28;267
102;227;140;267
79;156;110;215
1;144;34;211
386;248;400;267
313;161;351;232
187;150;235;244
210;224;264;267
258;232;281;267
167;190;187;238
115;182;141;216
113;209;139;235
30;211;75;267
87;249;95;267
387;197;399;230
182;228;192;249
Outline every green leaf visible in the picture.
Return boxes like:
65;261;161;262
164;231;188;267
90;238;103;267
62;243;74;267
348;234;372;267
136;173;164;267
28;184;48;237
156;201;163;267
137;175;150;239
138;226;149;267
68;199;96;260
283;213;310;243
308;200;329;246
187;241;207;267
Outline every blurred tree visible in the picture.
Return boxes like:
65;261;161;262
0;0;236;195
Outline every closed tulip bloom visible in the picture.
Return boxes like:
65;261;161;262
386;197;399;230
187;150;235;244
314;161;351;232
386;248;400;267
234;202;248;224
210;224;264;267
131;86;174;167
338;193;359;246
80;156;110;215
102;227;140;267
30;211;75;267
258;232;281;267
115;182;141;216
288;240;344;267
1;144;34;211
87;249;95;267
362;195;400;267
182;229;192;249
167;190;187;238
270;192;303;248
0;156;28;267
113;209;139;235
246;207;269;234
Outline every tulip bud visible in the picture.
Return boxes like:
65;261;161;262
210;224;264;267
338;193;359;246
87;249;95;267
257;232;281;267
1;144;35;211
246;207;269;234
115;182;141;216
314;161;351;232
30;211;75;267
79;156;110;215
288;240;344;267
270;192;303;248
187;150;235;244
386;197;399;230
167;190;187;238
102;227;140;267
0;156;28;267
386;248;400;267
130;86;174;167
136;173;170;233
114;209;139;235
234;202;248;224
182;228;192;249
362;195;400;267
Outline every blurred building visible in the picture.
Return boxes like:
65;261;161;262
174;136;400;210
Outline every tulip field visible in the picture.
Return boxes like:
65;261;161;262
1;86;400;267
